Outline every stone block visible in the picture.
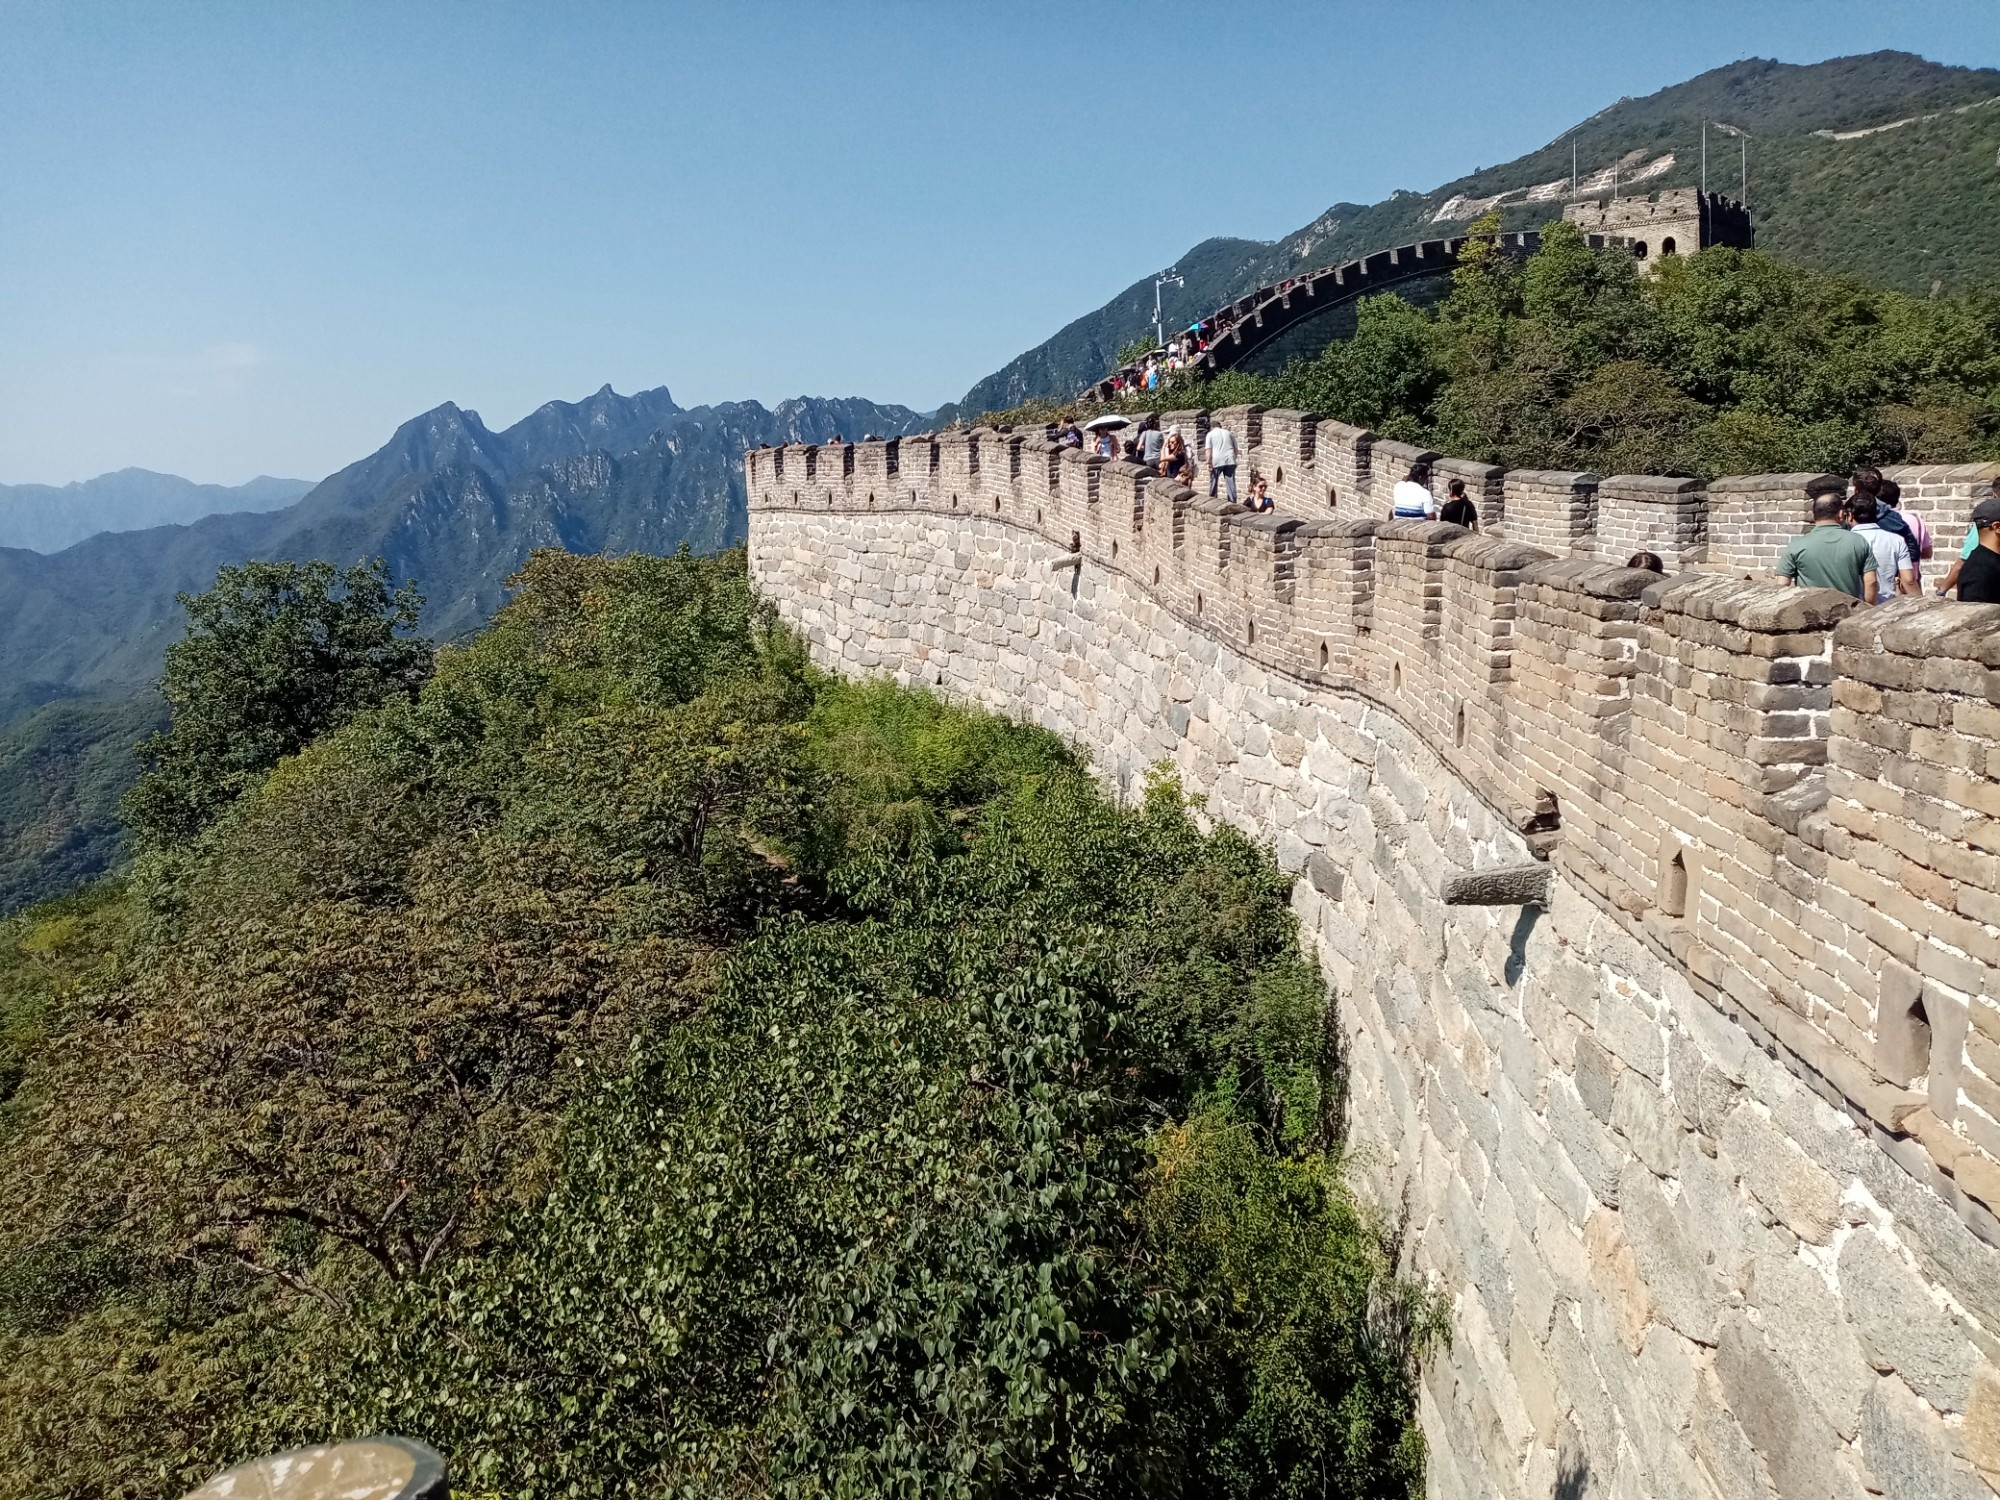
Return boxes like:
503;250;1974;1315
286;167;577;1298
1612;1070;1682;1176
1553;1080;1628;1208
1720;1102;1844;1244
1585;1206;1653;1353
1839;1229;1978;1414
1304;850;1344;899
1691;1372;1779;1500
1620;1163;1724;1344
1961;1361;2000;1483
1859;1375;1989;1500
1748;1233;1875;1439
1576;1033;1622;1124
1715;1313;1865;1500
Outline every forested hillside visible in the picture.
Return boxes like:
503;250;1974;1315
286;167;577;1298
0;549;1439;1498
985;221;2000;484
963;51;2000;411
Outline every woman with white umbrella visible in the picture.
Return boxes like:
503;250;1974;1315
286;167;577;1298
1084;413;1127;460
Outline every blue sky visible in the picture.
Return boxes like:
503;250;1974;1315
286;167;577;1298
2;0;1997;485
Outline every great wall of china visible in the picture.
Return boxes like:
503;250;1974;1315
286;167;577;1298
746;412;2000;1499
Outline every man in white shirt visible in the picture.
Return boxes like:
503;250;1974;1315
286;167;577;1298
1849;493;1915;601
1391;464;1437;519
1205;423;1237;503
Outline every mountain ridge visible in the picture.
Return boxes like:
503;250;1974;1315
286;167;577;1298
0;469;315;553
0;386;931;734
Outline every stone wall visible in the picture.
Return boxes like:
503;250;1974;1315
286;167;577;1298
746;424;2000;1499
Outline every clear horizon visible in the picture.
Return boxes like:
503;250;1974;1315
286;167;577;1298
3;0;1997;487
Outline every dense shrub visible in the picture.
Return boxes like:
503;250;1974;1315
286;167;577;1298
0;549;1439;1499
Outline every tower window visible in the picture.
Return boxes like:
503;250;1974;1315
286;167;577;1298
1661;236;1678;255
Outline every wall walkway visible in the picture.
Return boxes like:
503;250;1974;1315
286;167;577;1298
747;418;2000;1499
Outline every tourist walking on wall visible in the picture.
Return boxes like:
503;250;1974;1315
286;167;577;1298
1391;464;1437;520
1848;494;1917;600
1439;477;1479;530
1878;477;1932;583
1853;467;1926;584
1206;422;1237;503
1777;492;1879;601
1951;496;2000;603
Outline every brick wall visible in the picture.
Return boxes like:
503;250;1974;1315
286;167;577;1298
746;417;2000;1500
748;476;2000;1500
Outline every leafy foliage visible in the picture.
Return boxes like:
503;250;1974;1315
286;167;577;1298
124;559;432;847
0;549;1438;1499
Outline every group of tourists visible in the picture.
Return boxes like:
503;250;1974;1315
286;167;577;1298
1040;436;2000;605
1777;469;2000;605
1390;464;1481;530
1102;318;1242;396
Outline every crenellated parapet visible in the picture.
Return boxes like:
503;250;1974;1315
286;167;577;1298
747;421;2000;1229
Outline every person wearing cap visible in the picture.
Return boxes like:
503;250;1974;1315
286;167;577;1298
1777;492;1879;601
1936;479;2000;596
1953;494;2000;603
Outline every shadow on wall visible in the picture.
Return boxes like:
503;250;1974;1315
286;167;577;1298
1504;906;1541;988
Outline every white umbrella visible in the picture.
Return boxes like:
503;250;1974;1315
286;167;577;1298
1083;414;1129;432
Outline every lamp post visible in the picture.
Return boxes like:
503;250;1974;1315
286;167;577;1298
1153;267;1183;353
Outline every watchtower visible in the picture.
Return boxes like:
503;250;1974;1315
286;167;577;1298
1562;187;1752;266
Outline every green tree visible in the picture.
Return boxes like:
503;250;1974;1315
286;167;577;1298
0;551;1440;1499
123;559;432;846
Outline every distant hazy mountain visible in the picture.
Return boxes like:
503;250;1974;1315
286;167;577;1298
962;51;2000;413
0;469;314;553
0;385;929;731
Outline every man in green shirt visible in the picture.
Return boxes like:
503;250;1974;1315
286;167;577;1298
1777;493;1879;601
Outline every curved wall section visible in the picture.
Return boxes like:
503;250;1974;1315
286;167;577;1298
748;431;2000;1499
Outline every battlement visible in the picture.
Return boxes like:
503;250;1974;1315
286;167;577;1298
1563;188;1754;260
748;422;2000;1219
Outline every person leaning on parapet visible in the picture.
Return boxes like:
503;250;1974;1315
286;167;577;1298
1440;477;1479;530
1206;420;1238;503
1777;491;1879;601
1138;414;1165;471
1848;492;1917;601
1246;474;1274;512
1060;422;1084;449
1947;494;2000;603
1391;464;1437;521
1162;427;1192;482
1935;479;2000;596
